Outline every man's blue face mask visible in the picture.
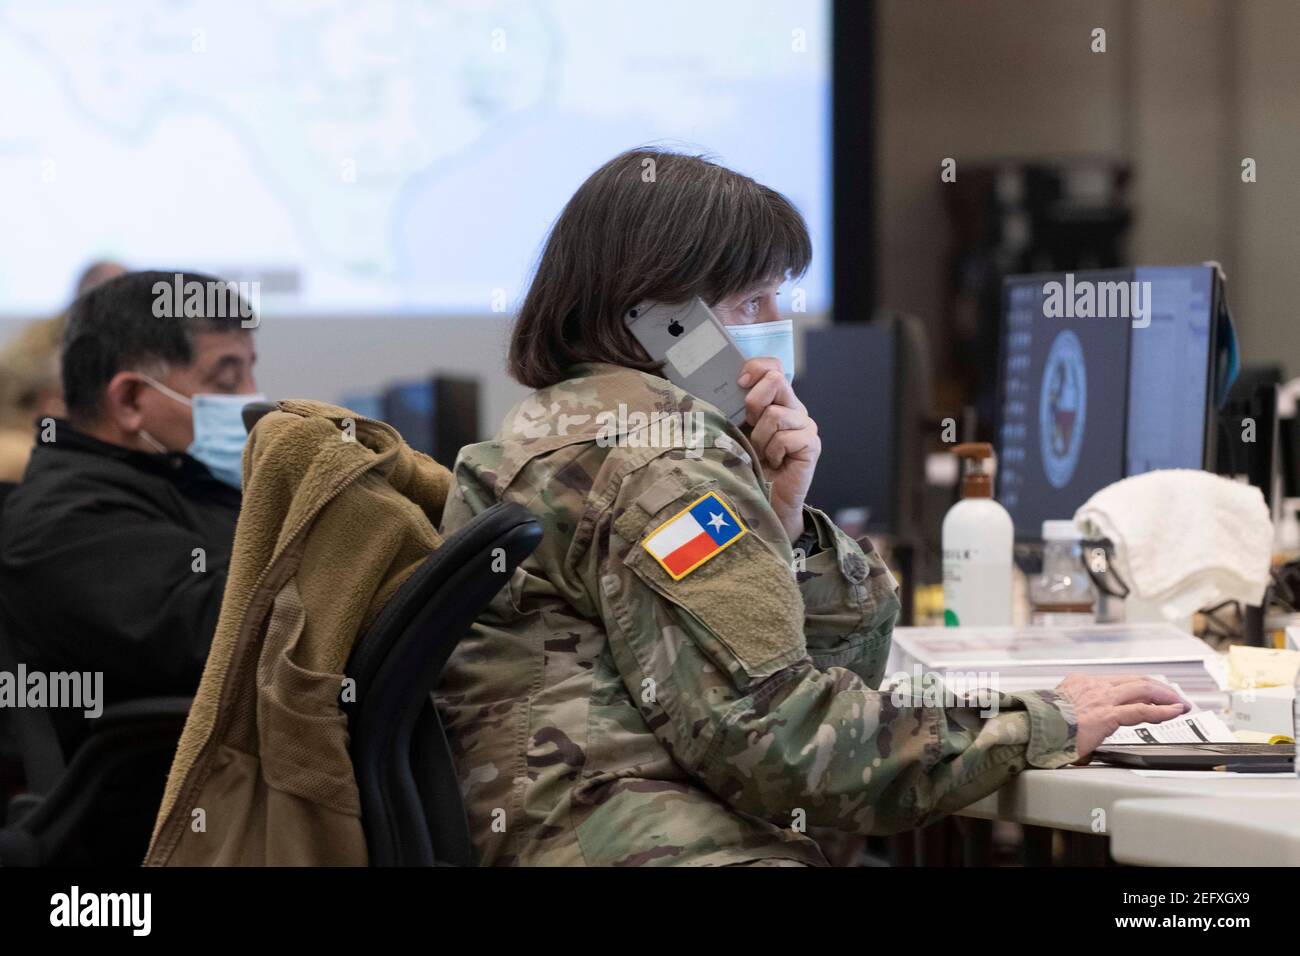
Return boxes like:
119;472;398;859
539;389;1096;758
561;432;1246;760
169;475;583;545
139;374;264;489
727;319;795;383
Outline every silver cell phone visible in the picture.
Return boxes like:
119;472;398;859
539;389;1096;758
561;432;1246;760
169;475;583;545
624;297;748;425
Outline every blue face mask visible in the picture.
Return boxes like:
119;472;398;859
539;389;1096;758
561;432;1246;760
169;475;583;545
727;319;795;383
140;375;264;489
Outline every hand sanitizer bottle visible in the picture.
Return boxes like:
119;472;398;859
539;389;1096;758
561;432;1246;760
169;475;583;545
943;442;1013;626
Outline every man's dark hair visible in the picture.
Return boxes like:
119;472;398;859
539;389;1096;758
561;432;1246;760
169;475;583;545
508;148;812;389
62;270;254;421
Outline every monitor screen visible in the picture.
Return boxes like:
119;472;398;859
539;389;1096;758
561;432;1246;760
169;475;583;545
997;272;1132;537
801;323;898;533
1124;266;1217;475
0;0;831;316
382;381;435;457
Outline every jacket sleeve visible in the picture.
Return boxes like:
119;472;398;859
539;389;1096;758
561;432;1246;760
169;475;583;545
2;497;226;698
590;446;1078;836
796;505;898;685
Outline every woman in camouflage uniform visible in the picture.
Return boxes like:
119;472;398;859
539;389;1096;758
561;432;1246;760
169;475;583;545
432;149;1187;866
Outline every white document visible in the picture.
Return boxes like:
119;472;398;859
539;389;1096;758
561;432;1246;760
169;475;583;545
1102;709;1234;745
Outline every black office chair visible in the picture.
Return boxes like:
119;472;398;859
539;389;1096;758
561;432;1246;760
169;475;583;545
0;481;192;866
240;401;543;866
345;503;540;866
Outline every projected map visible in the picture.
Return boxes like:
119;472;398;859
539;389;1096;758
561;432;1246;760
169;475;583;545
0;0;830;315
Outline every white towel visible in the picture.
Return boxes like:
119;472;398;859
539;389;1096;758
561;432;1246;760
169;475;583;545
1074;469;1272;620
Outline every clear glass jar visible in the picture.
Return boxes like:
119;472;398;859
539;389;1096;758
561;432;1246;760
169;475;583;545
1029;520;1096;626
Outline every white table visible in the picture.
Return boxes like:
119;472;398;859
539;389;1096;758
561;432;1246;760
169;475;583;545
957;765;1300;864
1110;796;1300;866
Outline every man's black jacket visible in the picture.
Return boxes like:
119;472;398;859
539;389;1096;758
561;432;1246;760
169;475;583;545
0;422;240;704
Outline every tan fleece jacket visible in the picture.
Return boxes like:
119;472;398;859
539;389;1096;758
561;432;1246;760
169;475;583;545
145;400;450;866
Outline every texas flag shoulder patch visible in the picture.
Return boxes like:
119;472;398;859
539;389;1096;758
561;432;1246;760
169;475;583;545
641;491;747;580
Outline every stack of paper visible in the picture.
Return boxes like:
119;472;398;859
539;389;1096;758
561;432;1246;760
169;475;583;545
886;623;1226;712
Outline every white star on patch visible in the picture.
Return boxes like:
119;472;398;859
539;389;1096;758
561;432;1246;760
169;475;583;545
707;511;728;532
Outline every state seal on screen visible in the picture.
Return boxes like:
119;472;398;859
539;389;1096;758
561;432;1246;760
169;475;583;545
1039;330;1086;489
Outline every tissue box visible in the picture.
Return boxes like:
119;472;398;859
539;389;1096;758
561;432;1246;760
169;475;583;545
1229;685;1296;736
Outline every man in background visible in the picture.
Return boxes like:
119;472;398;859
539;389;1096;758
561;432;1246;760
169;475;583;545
0;270;261;719
0;261;126;483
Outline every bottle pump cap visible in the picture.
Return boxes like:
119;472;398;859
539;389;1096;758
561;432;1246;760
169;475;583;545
952;442;994;499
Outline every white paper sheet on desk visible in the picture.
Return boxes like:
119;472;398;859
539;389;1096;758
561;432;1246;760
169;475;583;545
1131;770;1295;778
1102;709;1234;745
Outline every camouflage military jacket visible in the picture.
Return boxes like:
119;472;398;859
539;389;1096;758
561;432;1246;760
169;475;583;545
433;362;1078;866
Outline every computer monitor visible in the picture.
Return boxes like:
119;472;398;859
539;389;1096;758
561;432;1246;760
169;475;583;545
338;392;384;422
802;322;900;535
1124;266;1220;475
997;271;1132;537
996;265;1222;538
801;315;930;539
380;376;481;465
1216;365;1283;513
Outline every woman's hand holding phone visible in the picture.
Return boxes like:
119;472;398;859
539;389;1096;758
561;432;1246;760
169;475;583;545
738;357;821;543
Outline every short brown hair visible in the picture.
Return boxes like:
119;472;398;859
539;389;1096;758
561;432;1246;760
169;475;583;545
508;149;812;389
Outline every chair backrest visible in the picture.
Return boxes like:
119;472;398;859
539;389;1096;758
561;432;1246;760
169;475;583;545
0;479;69;795
0;480;193;867
241;400;279;435
346;501;541;866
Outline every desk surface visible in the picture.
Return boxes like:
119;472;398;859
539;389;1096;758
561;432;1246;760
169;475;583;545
886;639;1300;863
958;765;1300;836
1109;796;1300;866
